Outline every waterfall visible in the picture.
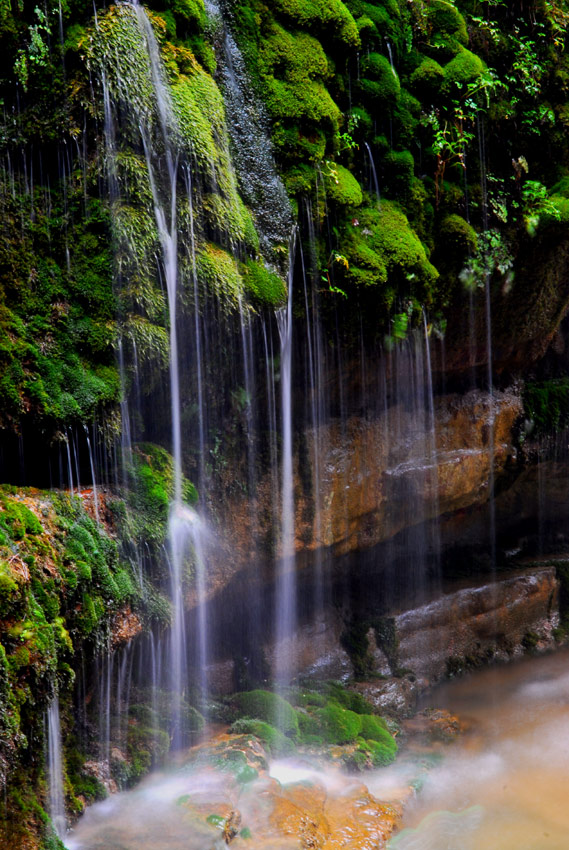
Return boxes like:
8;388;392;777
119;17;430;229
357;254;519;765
130;0;192;743
364;142;381;205
84;424;100;525
274;234;296;693
47;697;66;842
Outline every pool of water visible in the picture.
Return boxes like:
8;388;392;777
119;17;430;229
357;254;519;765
380;650;569;850
66;650;569;849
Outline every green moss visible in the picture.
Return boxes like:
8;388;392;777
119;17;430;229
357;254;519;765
117;442;197;552
0;560;20;616
340;201;438;305
324;682;374;715
197;244;244;308
240;259;287;306
297;710;322;741
409;57;445;101
383;150;415;199
168;0;206;29
232;690;299;738
270;0;360;47
442;48;485;94
259;25;341;131
324;163;363;207
426;0;468;50
358;52;400;106
315;702;362;744
0;496;43;540
291;690;327;709
439;214;477;257
363;736;397;766
359;714;390;742
524;379;569;436
230;718;294;755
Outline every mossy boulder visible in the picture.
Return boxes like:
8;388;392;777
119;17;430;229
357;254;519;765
383;150;415;199
409;57;445;101
270;0;360;48
230;718;294;756
315;702;362;744
358;52;400;106
240;259;287;306
324;163;363;207
232;690;299;739
442;48;485;94
340;201;438;305
426;0;468;48
324;682;374;715
359;736;397;766
259;25;341;130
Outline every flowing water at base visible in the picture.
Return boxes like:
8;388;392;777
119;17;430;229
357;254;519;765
65;651;569;849
380;650;569;850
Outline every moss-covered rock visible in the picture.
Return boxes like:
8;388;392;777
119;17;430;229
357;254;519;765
270;0;360;48
324;163;363;207
240;259;287;306
232;690;299;738
315;702;362;744
442;48;485;94
409;57;445;101
358;52;400;107
230;718;295;755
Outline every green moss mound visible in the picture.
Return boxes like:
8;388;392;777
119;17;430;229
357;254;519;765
232;690;299;738
409;57;445;101
427;0;468;49
358;52;400;106
442;48;485;94
340;201;438;305
230;718;295;755
315;702;362;744
259;25;341;130
324;163;363;207
359;736;397;766
324;682;375;715
270;0;360;48
240;259;287;306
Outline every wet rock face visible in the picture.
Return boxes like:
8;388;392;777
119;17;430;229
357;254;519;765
219;388;522;576
112;605;143;648
301;389;521;556
395;566;559;684
181;736;401;850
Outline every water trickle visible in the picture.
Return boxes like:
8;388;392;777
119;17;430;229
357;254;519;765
47;697;66;842
364;142;381;205
274;233;296;694
84;425;100;525
386;41;397;77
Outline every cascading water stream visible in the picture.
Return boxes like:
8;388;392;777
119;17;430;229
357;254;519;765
130;1;189;742
274;233;296;696
365;141;381;206
47;696;66;842
83;424;100;525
